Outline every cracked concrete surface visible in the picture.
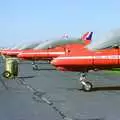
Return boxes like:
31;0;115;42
0;60;120;120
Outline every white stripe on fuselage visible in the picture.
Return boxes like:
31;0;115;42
55;55;120;60
7;51;20;54
19;52;65;55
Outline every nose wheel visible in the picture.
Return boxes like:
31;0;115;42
79;72;93;92
32;62;39;70
32;64;39;70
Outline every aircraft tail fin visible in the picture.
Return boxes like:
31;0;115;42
81;32;93;44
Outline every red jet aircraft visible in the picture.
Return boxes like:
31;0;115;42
0;42;41;57
51;46;120;92
17;32;93;63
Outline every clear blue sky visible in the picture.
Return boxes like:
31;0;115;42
0;0;120;47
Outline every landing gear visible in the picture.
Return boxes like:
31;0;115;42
32;64;39;70
32;62;39;70
79;72;93;92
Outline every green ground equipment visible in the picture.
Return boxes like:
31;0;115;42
2;58;19;79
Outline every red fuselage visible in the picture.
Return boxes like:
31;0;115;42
0;49;26;57
17;43;86;61
0;32;93;59
51;48;120;72
1;49;39;57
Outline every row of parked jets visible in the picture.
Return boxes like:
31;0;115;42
0;30;120;92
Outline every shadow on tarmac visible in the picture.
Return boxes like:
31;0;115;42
58;85;120;92
17;75;35;79
33;68;56;71
92;85;120;91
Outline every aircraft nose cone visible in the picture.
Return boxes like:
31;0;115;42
51;59;67;71
17;53;23;58
1;51;7;55
50;59;57;66
51;58;63;66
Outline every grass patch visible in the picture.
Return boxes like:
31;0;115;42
104;68;120;74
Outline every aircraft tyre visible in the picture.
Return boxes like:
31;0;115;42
2;71;12;79
32;64;39;70
82;81;93;92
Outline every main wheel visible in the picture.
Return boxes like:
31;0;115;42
2;71;12;79
82;81;93;92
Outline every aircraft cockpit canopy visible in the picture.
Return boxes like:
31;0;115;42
12;41;42;50
19;42;41;50
34;37;84;50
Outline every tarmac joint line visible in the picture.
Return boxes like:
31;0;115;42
17;78;72;120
